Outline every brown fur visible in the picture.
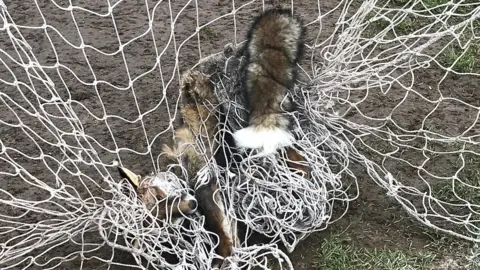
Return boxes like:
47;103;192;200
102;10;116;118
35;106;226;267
282;146;311;180
162;127;204;178
137;184;196;219
244;8;305;130
163;70;221;175
180;70;220;156
117;168;197;222
195;180;235;268
162;70;239;269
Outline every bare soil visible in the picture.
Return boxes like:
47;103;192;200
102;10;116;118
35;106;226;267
0;0;474;269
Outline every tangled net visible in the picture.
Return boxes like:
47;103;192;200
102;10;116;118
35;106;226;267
1;0;480;269
194;44;351;254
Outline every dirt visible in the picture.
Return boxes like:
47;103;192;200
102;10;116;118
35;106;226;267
0;0;476;269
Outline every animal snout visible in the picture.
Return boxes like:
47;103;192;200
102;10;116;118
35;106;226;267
188;199;197;211
182;193;197;213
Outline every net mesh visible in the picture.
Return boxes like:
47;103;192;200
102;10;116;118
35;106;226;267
0;0;479;269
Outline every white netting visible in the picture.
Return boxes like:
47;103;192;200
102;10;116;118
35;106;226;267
194;45;350;254
1;0;480;269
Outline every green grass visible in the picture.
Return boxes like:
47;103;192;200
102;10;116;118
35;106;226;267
363;13;423;37
424;228;471;252
433;178;480;204
400;0;477;14
394;16;420;34
363;0;480;38
432;152;480;203
438;41;480;73
312;233;436;270
363;11;429;38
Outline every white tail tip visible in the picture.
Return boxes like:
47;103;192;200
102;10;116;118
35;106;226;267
233;126;294;155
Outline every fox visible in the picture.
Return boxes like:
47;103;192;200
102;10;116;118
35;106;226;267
232;8;306;157
118;70;239;269
162;70;240;269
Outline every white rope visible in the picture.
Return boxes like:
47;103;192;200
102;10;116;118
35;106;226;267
1;0;480;269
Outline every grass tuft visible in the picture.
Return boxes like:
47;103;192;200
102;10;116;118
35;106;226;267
439;41;480;73
312;233;436;270
432;153;480;203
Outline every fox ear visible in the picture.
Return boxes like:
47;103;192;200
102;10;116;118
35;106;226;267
117;166;141;189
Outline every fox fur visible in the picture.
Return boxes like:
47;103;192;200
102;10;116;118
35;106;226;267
117;167;197;222
162;70;239;269
282;146;311;180
116;167;198;261
233;8;306;156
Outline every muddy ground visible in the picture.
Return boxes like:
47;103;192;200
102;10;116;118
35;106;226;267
0;0;476;269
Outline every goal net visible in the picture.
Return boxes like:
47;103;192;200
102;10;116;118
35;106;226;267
0;0;479;269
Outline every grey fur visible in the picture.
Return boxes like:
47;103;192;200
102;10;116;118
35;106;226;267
243;8;306;131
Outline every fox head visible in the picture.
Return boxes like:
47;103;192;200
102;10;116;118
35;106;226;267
117;166;198;221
